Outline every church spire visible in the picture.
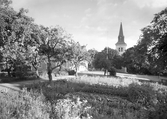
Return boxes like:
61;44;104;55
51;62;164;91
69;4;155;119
115;22;127;55
116;22;126;45
119;22;124;37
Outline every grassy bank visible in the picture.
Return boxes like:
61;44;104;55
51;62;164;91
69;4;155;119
1;76;167;119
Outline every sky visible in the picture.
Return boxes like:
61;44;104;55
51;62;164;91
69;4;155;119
11;0;167;51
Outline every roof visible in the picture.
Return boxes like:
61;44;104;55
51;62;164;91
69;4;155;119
115;22;127;45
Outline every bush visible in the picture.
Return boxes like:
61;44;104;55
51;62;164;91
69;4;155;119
108;67;116;76
5;76;167;119
148;87;167;119
0;89;51;119
148;94;167;119
127;83;156;108
53;96;92;119
68;70;76;75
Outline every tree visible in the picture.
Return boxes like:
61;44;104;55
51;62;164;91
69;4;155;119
88;49;98;70
93;47;118;75
131;7;167;75
150;7;167;75
136;26;160;75
0;0;35;77
112;55;123;69
70;41;89;75
122;47;139;74
33;26;72;82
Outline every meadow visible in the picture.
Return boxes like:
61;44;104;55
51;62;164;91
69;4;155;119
0;75;167;119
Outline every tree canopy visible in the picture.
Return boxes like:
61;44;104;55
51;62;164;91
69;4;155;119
122;7;167;75
93;47;118;75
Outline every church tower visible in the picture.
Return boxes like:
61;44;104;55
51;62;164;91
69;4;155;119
115;22;127;55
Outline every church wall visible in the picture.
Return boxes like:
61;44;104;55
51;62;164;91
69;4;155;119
116;45;127;55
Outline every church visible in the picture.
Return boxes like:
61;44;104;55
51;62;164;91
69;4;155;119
115;22;127;55
78;23;127;72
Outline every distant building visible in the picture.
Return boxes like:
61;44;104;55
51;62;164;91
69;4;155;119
78;60;88;72
115;22;127;73
115;22;127;55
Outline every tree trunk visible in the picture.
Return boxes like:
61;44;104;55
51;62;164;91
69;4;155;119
104;69;106;76
75;65;78;76
7;69;11;77
36;70;40;78
48;70;52;82
47;61;52;82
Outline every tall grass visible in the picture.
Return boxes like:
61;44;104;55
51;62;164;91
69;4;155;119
69;75;141;87
1;76;167;119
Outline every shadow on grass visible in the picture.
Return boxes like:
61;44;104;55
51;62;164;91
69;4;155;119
22;79;129;101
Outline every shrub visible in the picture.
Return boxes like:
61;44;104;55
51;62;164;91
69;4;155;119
53;96;92;119
127;83;156;108
148;87;167;119
0;89;51;119
108;67;116;76
15;76;167;119
68;70;76;75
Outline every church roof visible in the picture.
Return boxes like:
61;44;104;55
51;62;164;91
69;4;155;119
115;22;127;46
119;22;124;37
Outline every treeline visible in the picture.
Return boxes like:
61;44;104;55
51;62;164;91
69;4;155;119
122;7;167;76
0;0;89;82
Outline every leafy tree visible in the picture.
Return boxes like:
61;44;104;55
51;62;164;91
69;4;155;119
0;0;35;77
69;41;89;75
130;7;167;75
122;45;152;75
112;55;123;69
88;49;98;70
122;47;139;74
150;7;167;75
33;26;72;82
93;47;118;75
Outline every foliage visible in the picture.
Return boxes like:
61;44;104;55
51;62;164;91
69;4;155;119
2;76;167;119
148;93;167;119
31;25;73;82
88;49;98;70
54;96;92;119
0;1;38;78
0;0;74;81
69;41;89;75
108;67;116;76
22;76;154;119
122;7;167;75
0;89;51;119
68;70;76;75
112;55;123;69
93;47;118;75
128;83;156;107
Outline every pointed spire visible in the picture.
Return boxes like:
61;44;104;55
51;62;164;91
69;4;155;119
115;22;126;46
119;22;124;37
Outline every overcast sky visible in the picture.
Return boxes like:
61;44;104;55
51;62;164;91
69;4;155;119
11;0;167;51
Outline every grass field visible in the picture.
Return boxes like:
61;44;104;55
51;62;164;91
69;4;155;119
1;75;167;119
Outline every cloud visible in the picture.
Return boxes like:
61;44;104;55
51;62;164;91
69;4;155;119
133;0;167;8
11;0;167;51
